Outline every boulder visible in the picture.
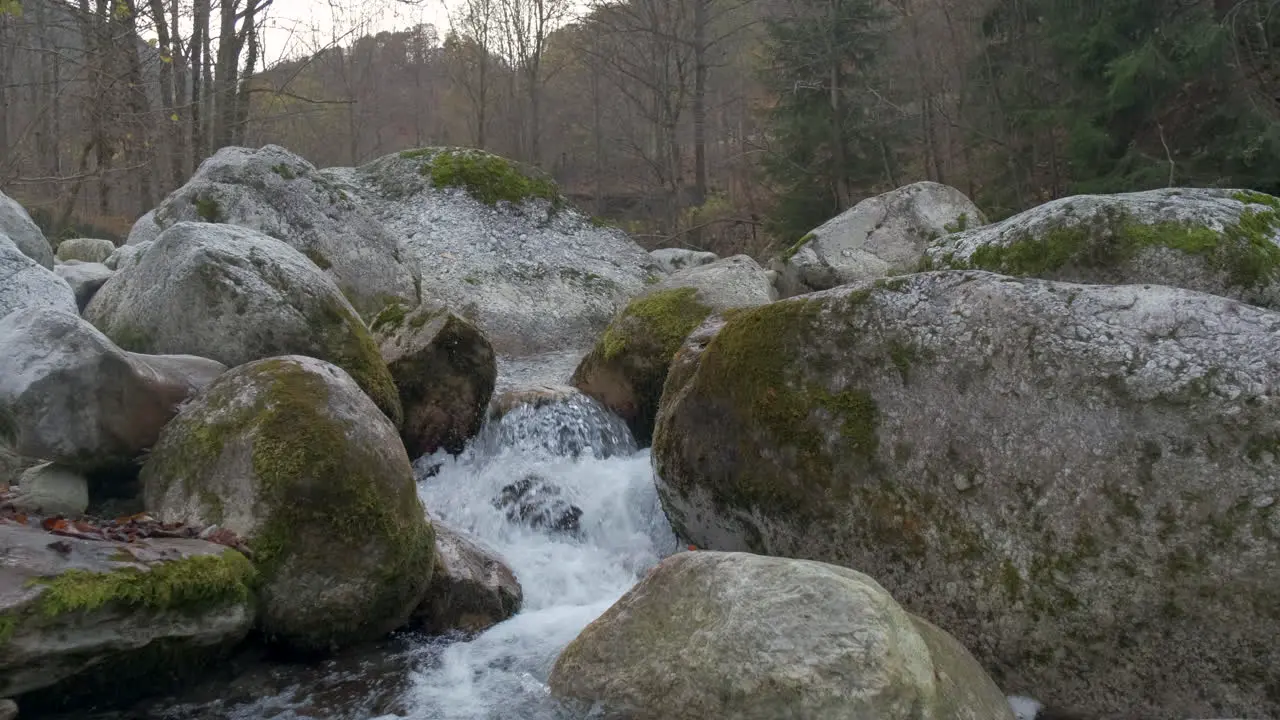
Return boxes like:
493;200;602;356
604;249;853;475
338;147;664;356
0;699;14;720
0;190;53;268
0;309;226;472
141;356;436;653
104;241;149;271
549;550;1014;720
53;260;113;311
11;463;89;516
650;247;717;273
651;270;1280;718
0;522;255;710
370;301;496;458
572;255;775;445
771;181;985;297
54;237;116;264
923;188;1280;309
149;145;420;317
476;386;637;460
84;222;402;425
412;521;521;634
0;234;77;319
126;209;162;246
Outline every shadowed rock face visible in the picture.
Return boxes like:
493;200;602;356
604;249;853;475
652;270;1280;719
550;551;1014;720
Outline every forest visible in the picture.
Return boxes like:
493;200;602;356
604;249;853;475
2;0;1279;258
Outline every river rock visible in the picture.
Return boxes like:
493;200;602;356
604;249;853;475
55;237;116;264
476;386;637;460
413;521;521;634
0;522;256;711
84;221;402;425
924;188;1280;309
54;260;113;311
549;550;1014;720
650;247;717;273
772;181;984;298
11;463;89;516
0;190;53;268
651;270;1280;718
126;209;162;246
104;241;149;271
141;356;436;653
1;234;77;319
335;147;664;355
493;474;583;537
0;309;226;472
148;144;421;317
572;255;775;445
370;301;496;458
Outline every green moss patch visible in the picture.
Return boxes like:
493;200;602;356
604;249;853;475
270;164;297;180
781;232;815;261
303;248;332;270
599;288;712;363
317;299;403;427
943;213;971;234
941;198;1280;290
193;196;223;223
416;148;562;208
29;550;256;619
370;302;409;335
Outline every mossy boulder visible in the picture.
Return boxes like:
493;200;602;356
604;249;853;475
652;270;1280;719
923;188;1280;308
140;356;436;653
0;233;77;319
147;144;421;317
84;222;402;426
550;551;1014;720
0;309;226;473
0;522;255;712
771;181;985;298
55;237;116;264
0;189;54;268
370;301;497;458
407;147;563;208
572;255;775;446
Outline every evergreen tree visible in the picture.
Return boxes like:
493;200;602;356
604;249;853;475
758;0;891;241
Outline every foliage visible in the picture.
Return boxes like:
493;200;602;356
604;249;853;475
757;0;893;241
419;148;563;207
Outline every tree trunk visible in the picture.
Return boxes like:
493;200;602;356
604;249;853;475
191;0;209;167
692;0;708;207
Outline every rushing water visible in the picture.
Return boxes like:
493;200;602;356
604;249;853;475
79;389;679;720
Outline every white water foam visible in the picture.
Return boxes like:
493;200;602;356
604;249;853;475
383;392;680;720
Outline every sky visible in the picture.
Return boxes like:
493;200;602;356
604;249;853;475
255;0;455;65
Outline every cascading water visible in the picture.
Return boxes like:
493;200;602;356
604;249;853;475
393;391;680;719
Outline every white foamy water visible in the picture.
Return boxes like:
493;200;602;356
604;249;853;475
385;392;680;720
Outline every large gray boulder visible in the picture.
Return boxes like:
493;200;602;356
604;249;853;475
84;222;402;425
412;521;521;634
0;309;226;472
141;356;436;653
338;147;664;356
149;145;421;317
1;234;77;319
0;522;255;706
772;181;985;297
652;270;1280;719
53;261;113;311
572;255;775;445
370;301;496;458
924;188;1280;309
54;237;116;264
550;551;1014;720
0;190;53;268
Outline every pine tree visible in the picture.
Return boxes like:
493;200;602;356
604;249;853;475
758;0;891;241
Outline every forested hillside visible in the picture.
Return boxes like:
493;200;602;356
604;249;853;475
2;0;1279;257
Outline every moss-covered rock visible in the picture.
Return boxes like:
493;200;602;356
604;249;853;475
84;222;402;426
140;355;435;654
0;522;255;711
572;255;775;445
402;147;562;208
371;301;497;458
550;551;1014;720
924;188;1280;308
54;237;116;264
652;270;1280;719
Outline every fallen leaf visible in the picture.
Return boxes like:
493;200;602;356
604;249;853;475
42;517;68;532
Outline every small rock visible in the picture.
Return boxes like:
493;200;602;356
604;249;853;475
413;522;522;634
13;463;89;516
55;238;116;264
493;475;582;536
